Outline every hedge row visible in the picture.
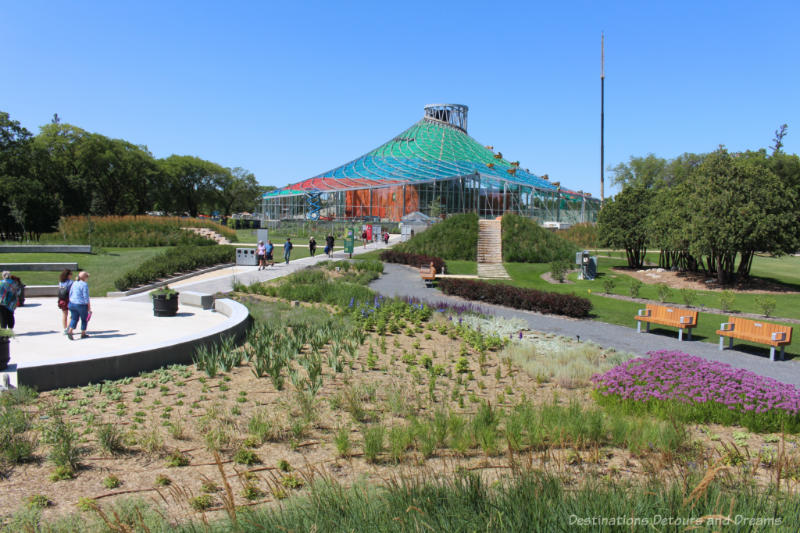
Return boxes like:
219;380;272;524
379;250;446;273
438;278;592;318
114;245;236;291
393;213;478;260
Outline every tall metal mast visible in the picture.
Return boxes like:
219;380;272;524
600;32;605;206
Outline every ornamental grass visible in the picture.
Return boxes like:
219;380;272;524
593;350;800;433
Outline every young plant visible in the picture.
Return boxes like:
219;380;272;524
629;278;643;298
363;424;385;463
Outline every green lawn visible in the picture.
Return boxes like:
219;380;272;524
4;248;167;296
439;259;799;359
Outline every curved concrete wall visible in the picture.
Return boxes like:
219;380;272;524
16;298;251;391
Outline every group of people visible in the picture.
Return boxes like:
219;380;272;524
57;269;91;340
0;268;91;341
360;230;391;247
256;238;297;269
253;230;390;269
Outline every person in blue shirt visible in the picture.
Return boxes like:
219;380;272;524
283;238;293;264
265;240;275;267
0;271;21;329
66;271;91;340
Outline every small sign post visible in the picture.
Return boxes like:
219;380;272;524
344;227;355;258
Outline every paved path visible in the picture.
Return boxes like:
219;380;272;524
370;264;800;386
122;237;400;303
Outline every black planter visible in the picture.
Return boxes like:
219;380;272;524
0;338;9;371
152;294;179;317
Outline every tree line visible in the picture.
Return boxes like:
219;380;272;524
0;111;272;240
598;128;800;285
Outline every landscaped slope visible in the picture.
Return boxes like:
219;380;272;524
395;213;478;260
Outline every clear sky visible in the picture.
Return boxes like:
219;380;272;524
3;1;798;197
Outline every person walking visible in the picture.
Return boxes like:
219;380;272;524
265;240;275;267
0;271;21;329
309;236;317;257
256;240;267;270
57;269;74;334
325;234;335;258
66;271;91;340
283;238;293;264
383;231;390;245
361;229;368;248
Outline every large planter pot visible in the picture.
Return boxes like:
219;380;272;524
152;294;179;317
0;338;9;371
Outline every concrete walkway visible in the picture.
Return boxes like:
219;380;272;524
370;263;800;387
122;236;400;302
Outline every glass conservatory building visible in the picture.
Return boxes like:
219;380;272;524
262;104;599;224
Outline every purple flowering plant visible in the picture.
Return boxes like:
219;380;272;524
592;351;800;433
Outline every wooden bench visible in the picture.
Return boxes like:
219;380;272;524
634;304;698;341
420;262;437;288
716;316;793;362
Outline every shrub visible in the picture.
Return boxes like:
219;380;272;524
114;245;236;290
679;288;697;307
602;278;615;294
42;410;82;472
656;283;672;303
393;213;478;260
559;222;599;248
379;250;446;273
719;290;736;312
189;494;214;511
0;405;36;463
549;260;569;283
57;215;237;247
755;295;777;317
233;449;261;465
502;213;578;263
438;278;591;318
628;279;643;298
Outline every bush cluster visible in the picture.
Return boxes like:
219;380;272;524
114;245;236;290
394;213;478;260
379;250;445;273
438;278;592;318
558;222;599;249
501;213;578;263
57;216;238;247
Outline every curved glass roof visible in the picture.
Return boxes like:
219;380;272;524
265;108;570;198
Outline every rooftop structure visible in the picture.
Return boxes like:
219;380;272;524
262;105;598;223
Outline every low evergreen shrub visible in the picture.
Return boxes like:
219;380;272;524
114;245;236;290
393;213;478;260
502;213;578;263
438;278;592;318
379;250;445;273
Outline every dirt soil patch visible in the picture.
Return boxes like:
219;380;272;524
2;296;798;525
615;267;800;295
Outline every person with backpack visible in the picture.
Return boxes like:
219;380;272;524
265;240;275;267
325;234;335;257
283;238;293;264
57;269;74;334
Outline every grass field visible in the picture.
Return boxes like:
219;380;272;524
431;258;800;359
3;248;167;296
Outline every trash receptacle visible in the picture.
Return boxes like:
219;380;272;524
236;248;258;266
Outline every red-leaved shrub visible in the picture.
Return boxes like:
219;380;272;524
437;278;592;318
379;250;446;273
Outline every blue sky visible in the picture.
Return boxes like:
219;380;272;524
3;1;798;197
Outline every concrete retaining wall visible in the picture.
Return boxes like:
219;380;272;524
16;298;251;391
0;245;92;254
0;263;78;272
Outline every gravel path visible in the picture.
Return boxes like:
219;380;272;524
370;263;800;386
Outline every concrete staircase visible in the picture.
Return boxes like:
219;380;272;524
477;218;510;279
182;227;232;245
